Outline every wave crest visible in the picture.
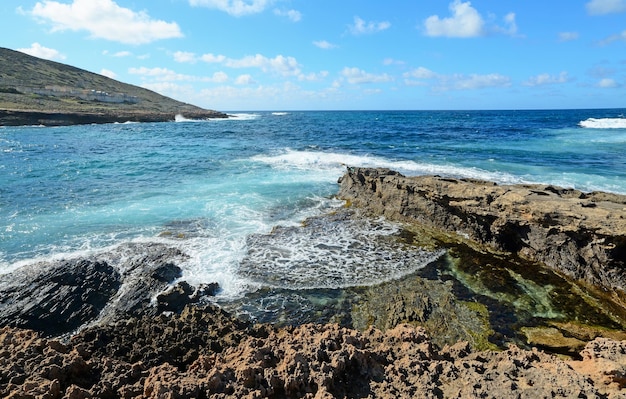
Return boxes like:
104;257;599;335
579;118;626;129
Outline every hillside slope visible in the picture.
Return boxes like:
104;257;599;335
0;47;227;125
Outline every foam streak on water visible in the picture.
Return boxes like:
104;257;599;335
1;109;625;299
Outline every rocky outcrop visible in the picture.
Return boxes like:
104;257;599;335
0;243;218;337
338;168;626;297
3;320;626;398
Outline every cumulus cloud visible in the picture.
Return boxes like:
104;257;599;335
201;53;227;63
298;71;329;82
198;53;302;77
235;74;256;85
17;42;66;61
349;16;391;35
586;0;626;15
597;78;621;87
313;40;338;49
173;51;197;63
30;0;183;45
274;9;301;22
523;72;570;86
341;67;393;84
403;67;437;80
424;0;484;38
449;73;511;90
129;66;228;83
189;0;271;16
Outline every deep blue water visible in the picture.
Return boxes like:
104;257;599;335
1;109;625;298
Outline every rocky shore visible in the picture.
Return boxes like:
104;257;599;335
2;168;626;397
338;168;626;298
0;109;228;126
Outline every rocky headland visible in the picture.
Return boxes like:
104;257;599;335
0;47;228;126
2;168;626;398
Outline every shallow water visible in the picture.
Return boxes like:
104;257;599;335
1;110;625;309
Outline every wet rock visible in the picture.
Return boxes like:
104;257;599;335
339;168;626;299
0;259;120;337
0;242;197;337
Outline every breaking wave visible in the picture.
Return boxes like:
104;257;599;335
579;118;626;129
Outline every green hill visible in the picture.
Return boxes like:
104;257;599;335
0;47;227;126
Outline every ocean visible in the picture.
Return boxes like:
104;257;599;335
2;109;626;307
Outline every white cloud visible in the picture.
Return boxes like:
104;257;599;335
274;9;301;22
100;68;117;79
30;0;183;45
500;12;518;36
523;72;570;86
211;71;229;83
174;51;197;63
403;67;510;90
298;71;329;82
201;53;227;63
349;16;391;35
586;0;626;15
313;40;337;49
341;67;393;84
448;73;511;90
129;66;228;83
598;78;620;88
559;32;579;42
235;74;256;85
200;53;302;77
189;0;271;16
403;67;437;79
113;51;132;57
424;0;484;38
17;42;66;61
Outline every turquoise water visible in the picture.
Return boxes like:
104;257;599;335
1;109;625;298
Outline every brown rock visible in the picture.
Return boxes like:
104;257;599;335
338;168;626;297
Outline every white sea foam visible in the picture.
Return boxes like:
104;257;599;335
174;114;210;122
239;214;444;290
224;113;261;121
579;118;626;129
271;112;289;116
251;149;526;185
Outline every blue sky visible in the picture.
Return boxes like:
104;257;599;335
1;0;625;111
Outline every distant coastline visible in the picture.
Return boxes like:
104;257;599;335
0;108;228;127
0;47;228;126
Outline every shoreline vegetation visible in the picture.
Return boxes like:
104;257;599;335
0;47;228;126
2;168;626;397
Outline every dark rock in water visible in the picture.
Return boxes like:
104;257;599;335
156;281;219;313
0;242;214;337
0;259;120;337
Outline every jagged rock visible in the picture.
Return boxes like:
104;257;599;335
338;168;626;297
0;259;121;337
0;242;203;337
4;321;625;398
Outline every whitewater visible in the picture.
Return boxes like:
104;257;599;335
1;109;625;301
